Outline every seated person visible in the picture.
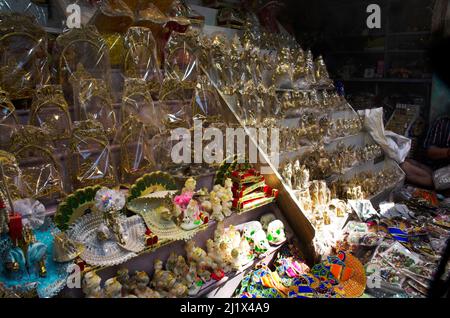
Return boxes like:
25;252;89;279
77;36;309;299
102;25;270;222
400;116;450;193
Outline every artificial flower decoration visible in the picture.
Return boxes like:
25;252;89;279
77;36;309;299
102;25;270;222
94;187;126;213
13;198;46;229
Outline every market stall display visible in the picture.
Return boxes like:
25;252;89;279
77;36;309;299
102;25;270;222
0;0;447;299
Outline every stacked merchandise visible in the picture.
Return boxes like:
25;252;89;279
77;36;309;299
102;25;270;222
231;168;279;212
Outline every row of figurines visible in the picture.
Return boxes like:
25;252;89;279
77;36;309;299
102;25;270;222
81;216;287;298
287;166;403;221
234;88;349;127
204;31;334;95
280;142;383;183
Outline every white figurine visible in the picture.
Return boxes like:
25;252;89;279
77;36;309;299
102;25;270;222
133;271;161;298
82;272;103;298
180;199;202;230
253;229;270;255
231;236;252;271
267;220;286;245
209;192;224;222
104;278;123;298
282;162;293;188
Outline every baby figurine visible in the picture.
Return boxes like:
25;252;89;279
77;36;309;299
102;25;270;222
165;252;178;273
104;278;122;298
82;271;103;298
173;255;190;280
133;271;161;298
209;192;224;222
184;262;202;296
231;236;252;271
214;221;225;242
185;240;216;282
206;239;231;273
221;179;234;217
116;268;135;297
151;259;177;292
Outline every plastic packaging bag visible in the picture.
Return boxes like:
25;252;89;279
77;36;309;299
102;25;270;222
0;13;50;100
9;125;64;202
122;77;164;134
0;89;18;149
70;120;117;190
359;108;411;164
29;85;72;141
74;78;117;138
160;29;200;101
116;116;156;185
433;165;450;190
0;0;49;26
124;27;162;93
55;26;111;102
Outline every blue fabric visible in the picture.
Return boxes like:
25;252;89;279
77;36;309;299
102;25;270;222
0;221;71;298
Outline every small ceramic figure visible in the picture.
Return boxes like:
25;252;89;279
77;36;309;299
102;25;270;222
104;278;123;298
185;240;215;281
292;160;302;189
166;252;178;273
210;192;224;222
116;268;135;296
173;255;190;279
133;271;161;298
184;261;203;296
206;239;231;273
214;221;225;243
221;180;234;217
267;220;286;245
242;221;263;243
82;271;103;298
169;282;188;298
282;162;293;188
180;199;202;230
151;259;176;292
231;236;252;271
253;229;270;255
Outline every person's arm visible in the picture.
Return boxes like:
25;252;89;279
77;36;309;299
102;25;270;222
427;146;450;160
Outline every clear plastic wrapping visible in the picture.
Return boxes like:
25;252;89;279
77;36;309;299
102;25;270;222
70;120;117;190
122;77;164;134
160;29;200;101
0;150;23;201
0;89;18;149
55;25;111;102
29;85;72;141
0;12;50;100
116;116;157;185
124;27;162;93
0;0;49;26
8;125;64;202
75;78;117;138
